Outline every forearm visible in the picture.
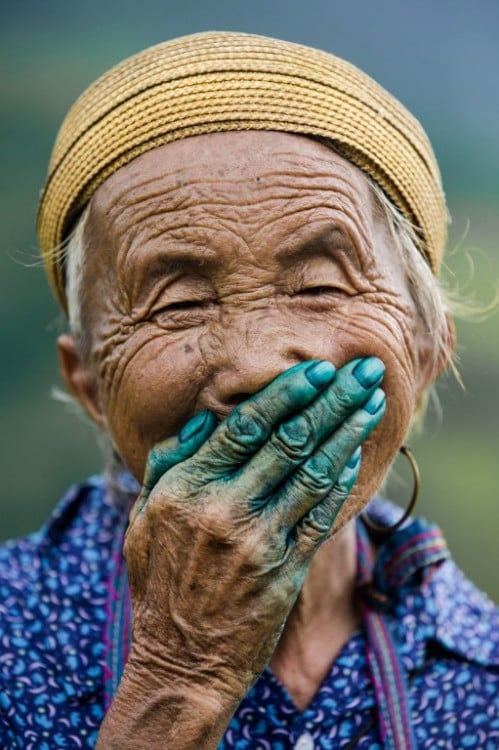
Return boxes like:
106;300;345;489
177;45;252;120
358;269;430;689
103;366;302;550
102;359;380;748
96;660;242;750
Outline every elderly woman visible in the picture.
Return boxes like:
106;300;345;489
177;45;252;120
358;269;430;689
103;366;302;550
0;31;497;750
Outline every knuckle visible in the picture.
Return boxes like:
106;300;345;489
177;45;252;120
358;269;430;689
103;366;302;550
207;527;237;552
300;513;330;542
325;384;355;414
340;418;366;444
298;455;335;493
224;406;267;451
298;487;347;544
272;415;313;461
242;531;284;570
327;486;348;508
337;465;360;491
154;464;190;494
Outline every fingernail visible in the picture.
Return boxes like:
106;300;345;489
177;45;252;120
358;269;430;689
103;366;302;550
305;361;336;389
179;411;209;442
347;446;362;468
352;357;385;388
363;388;385;415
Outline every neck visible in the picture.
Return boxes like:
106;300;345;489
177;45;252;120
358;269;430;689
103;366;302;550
270;520;359;711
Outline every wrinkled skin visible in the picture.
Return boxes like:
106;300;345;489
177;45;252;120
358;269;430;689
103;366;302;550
58;132;451;748
125;358;384;692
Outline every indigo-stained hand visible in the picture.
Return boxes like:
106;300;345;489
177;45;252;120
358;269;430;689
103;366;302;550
124;356;385;700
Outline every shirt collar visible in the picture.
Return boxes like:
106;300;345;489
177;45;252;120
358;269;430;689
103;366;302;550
356;498;499;672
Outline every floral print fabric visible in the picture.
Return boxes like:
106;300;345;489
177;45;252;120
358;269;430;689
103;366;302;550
0;477;497;749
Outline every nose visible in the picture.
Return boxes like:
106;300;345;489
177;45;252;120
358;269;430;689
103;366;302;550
212;350;295;412
203;315;312;416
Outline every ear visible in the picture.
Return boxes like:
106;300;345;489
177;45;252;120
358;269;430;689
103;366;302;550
415;309;456;396
57;334;108;431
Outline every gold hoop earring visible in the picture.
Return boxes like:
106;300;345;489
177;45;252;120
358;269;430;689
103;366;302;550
362;445;420;536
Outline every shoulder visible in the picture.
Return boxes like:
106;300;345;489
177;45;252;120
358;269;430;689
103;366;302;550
408;569;499;748
377;518;499;745
0;477;130;706
0;475;118;644
429;557;498;666
0;475;132;631
410;647;499;749
392;556;499;672
0;476;121;593
395;547;499;745
0;477;135;742
363;499;499;669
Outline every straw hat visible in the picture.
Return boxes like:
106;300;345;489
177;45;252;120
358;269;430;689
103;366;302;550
37;31;447;311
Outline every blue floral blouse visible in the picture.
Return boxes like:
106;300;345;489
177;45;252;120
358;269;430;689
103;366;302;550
0;476;497;749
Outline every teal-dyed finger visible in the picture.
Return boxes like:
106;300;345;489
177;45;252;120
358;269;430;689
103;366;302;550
266;391;384;530
294;454;362;557
352;357;385;388
346;445;362;469
305;360;336;388
292;358;385;443
229;359;384;499
189;360;336;476
363;388;385;415
337;450;363;484
179;410;211;442
141;410;217;501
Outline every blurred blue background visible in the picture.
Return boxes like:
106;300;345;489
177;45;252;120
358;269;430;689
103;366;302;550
1;0;498;598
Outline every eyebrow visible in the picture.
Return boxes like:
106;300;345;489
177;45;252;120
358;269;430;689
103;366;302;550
132;245;219;279
276;225;356;266
151;254;214;277
125;245;219;307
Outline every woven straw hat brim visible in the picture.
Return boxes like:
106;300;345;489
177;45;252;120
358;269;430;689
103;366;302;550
37;32;447;311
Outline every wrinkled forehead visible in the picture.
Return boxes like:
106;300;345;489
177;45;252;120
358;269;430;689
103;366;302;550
38;32;446;312
89;131;377;239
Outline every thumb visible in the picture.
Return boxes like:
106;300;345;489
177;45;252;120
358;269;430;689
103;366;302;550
131;410;217;521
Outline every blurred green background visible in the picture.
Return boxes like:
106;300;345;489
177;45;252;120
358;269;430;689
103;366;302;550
1;1;498;598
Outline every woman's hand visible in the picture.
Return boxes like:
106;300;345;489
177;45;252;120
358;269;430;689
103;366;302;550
97;356;385;749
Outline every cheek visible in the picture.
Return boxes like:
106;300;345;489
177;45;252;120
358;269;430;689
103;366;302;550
314;301;418;416
314;304;419;528
251;299;417;522
100;330;206;480
95;295;419;497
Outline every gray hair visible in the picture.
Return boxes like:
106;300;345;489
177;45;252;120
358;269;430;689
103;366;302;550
367;178;454;423
60;177;455;496
64;166;461;516
65;205;89;349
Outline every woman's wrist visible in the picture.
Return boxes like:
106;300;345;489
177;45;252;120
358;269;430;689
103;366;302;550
96;651;244;750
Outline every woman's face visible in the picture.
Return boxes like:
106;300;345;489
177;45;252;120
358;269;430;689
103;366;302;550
67;131;438;526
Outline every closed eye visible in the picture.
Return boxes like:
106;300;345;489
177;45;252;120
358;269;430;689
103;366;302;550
157;298;215;312
299;286;344;295
151;297;216;331
161;299;206;312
